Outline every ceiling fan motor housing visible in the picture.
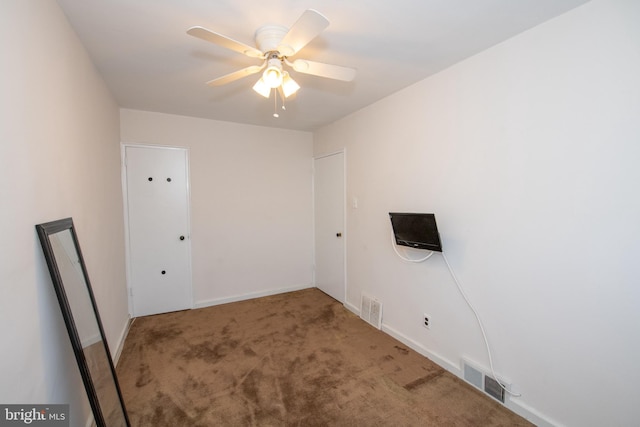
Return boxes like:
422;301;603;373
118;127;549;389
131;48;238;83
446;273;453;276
255;25;289;55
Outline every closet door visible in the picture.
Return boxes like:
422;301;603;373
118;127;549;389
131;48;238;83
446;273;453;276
314;151;345;303
124;145;192;317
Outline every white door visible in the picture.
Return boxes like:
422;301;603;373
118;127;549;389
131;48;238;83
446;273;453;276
124;145;192;317
314;152;345;303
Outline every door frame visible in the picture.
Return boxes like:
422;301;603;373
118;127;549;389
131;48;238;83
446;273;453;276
312;149;347;303
120;143;194;317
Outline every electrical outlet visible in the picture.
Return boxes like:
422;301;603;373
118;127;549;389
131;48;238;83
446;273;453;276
423;314;431;329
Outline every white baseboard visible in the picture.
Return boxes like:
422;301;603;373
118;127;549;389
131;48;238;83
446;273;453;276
194;284;313;309
344;300;459;373
381;323;461;375
508;399;563;427
344;299;559;427
344;300;360;316
85;414;95;427
113;316;133;365
344;302;462;377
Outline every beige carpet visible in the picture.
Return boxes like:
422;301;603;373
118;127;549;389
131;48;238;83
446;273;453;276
117;288;533;426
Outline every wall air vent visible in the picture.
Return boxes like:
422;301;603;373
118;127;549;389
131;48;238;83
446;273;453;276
360;293;382;329
484;375;506;403
462;358;509;404
463;361;483;389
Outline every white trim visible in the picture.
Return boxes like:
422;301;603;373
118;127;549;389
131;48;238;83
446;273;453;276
84;414;95;427
311;157;316;288
194;284;313;309
345;302;459;372
344;300;360;316
508;400;563;427
382;324;460;375
112;316;133;365
119;144;132;316
314;149;345;160
80;334;102;349
342;149;347;304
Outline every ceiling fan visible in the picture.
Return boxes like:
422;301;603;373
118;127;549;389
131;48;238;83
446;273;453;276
187;9;356;102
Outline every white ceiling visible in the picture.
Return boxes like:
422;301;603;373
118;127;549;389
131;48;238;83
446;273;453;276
56;0;590;132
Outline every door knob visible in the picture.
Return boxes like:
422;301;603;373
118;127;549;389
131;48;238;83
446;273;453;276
179;235;185;241
336;233;342;237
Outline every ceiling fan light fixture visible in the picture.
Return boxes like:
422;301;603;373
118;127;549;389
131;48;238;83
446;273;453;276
281;72;300;98
252;78;271;98
263;57;283;88
187;9;357;112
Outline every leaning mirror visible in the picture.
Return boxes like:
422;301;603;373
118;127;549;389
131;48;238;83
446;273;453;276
36;218;130;427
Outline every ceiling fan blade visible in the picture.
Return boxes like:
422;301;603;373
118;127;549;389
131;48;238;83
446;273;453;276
289;59;356;82
187;26;263;58
277;9;329;57
206;64;265;86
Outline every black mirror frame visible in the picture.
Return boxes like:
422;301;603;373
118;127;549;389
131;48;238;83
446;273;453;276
36;218;130;427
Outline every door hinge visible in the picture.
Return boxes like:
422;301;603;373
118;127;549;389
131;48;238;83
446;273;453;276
129;287;133;297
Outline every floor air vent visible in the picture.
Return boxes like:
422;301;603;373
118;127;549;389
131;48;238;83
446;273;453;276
360;293;382;329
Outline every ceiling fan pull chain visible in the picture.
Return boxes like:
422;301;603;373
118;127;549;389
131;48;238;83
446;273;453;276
280;89;286;111
273;88;279;118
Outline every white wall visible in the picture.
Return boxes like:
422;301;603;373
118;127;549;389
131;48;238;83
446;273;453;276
314;0;640;426
120;109;314;306
0;0;129;424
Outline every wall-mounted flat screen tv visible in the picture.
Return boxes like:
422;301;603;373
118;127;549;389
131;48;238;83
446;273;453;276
389;212;442;252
